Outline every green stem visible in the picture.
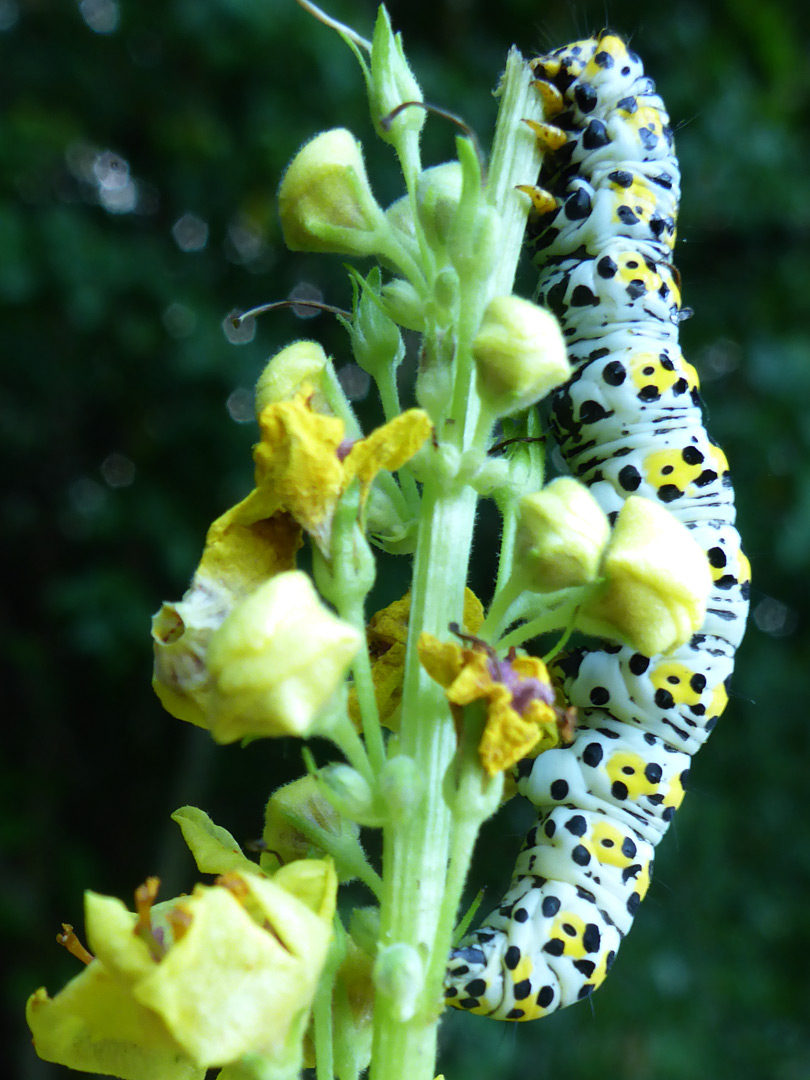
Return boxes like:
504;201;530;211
313;980;335;1080
496;500;518;594
375;368;421;510
478;573;524;641
328;711;375;784
496;603;576;651
425;734;503;997
344;604;387;776
370;475;477;1080
366;47;546;1080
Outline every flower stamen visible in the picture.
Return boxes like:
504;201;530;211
56;924;93;966
133;877;165;960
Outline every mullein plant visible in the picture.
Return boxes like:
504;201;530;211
27;5;712;1080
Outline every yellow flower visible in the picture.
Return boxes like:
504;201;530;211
205;570;362;742
27;863;337;1078
472;295;571;416
515;477;611;592
152;508;301;728
152;388;430;734
418;633;575;776
577;495;712;655
348;589;485;731
254;340;330;416
246;386;432;557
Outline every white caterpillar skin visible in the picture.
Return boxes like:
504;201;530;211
444;33;750;1021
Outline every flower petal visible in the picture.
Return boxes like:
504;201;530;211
172;806;260;878
343;408;431;498
27;965;201;1080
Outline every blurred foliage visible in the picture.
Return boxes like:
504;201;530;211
4;0;810;1077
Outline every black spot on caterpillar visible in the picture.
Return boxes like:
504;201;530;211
444;32;749;1021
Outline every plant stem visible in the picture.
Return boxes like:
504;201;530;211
367;47;545;1080
370;474;477;1080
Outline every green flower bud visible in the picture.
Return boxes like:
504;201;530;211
373;943;424;1022
380;278;425;332
515;478;611;592
448;202;501;285
578;495;712;655
206;571;362;742
262;775;360;877
365;483;417;553
473;295;571;416
369;7;425;145
349;907;381;956
378;756;423;819
319;764;383;827
278;129;386;256
386;163;463;252
351;267;404;378
489;411;546;511
255;341;329;417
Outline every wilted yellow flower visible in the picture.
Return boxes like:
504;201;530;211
278;128;387;256
577;495;711;655
205;571;362;743
151;510;301;728
472;295;570;416
27;864;337;1078
152;388;431;734
418;633;575;775
246;386;432;557
348;589;485;731
515;478;610;592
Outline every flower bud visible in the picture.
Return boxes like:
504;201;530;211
278;129;386;256
364;483;417;553
380;278;425;332
515;478;610;592
206;571;362;742
331;936;375;1077
373;943;424;1022
349;907;381;955
473;295;571;416
369;7;425;145
386;163;463;252
351;267;404;378
255;341;329;417
578;495;712;655
262;775;359;876
319;764;382;827
378;756;423;819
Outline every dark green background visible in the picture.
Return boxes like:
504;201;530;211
5;1;809;1077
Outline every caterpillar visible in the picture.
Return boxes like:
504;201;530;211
444;32;749;1021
